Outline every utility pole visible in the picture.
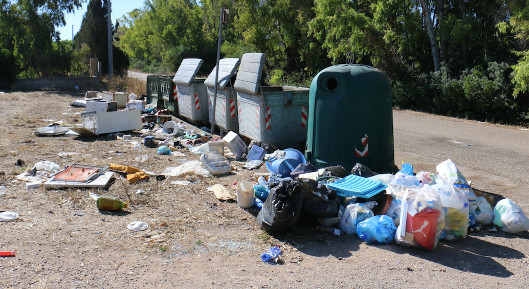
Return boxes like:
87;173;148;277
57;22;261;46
107;0;113;76
211;7;229;133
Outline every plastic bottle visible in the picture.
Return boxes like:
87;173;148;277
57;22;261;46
96;196;128;211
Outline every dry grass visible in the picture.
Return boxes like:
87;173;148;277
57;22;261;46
101;76;146;96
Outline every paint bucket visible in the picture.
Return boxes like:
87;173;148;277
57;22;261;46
235;181;254;209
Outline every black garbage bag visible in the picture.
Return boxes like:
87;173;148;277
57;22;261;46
300;179;340;219
257;179;304;234
320;165;348;178
351;163;378;177
290;163;317;178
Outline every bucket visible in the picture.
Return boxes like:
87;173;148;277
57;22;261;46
236;181;254;208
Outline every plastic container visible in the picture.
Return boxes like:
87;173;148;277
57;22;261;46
97;196;128;211
235;181;254;208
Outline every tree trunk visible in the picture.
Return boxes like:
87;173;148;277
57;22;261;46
458;0;469;68
419;0;441;71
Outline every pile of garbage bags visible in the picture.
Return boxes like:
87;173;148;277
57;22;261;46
251;155;529;251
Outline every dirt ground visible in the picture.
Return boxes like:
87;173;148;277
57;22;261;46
1;91;529;288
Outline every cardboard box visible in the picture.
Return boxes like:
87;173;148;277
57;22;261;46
223;131;247;158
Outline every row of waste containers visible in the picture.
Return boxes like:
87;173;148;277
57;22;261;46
147;53;310;150
147;53;396;174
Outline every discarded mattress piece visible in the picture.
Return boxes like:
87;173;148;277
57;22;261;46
326;174;387;198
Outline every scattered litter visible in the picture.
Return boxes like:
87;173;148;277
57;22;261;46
58;152;78;157
201;152;231;175
261;246;282;264
246;145;265;161
0;251;15;257
235;181;254;208
127;221;149;231
44;164;114;190
34;126;71;136
135;189;146;195
243;160;263;170
17;160;61;184
208;184;236;201
157;146;171;155
0;211;19;222
171;180;192;186
109;164;149;184
223;131;247;159
96;196;129;211
0;186;6;196
163;161;211;178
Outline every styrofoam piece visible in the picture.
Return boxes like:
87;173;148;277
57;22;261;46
72;110;142;135
173;58;204;85
101;91;114;101
204;58;240;89
234;53;266;94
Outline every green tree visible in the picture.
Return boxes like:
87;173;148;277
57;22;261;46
0;0;82;82
74;0;129;76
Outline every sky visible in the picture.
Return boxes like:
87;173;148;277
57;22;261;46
55;0;146;41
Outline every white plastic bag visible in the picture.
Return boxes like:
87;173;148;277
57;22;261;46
475;196;494;225
339;203;374;235
494;199;529;233
436;159;478;224
432;181;469;240
395;186;445;251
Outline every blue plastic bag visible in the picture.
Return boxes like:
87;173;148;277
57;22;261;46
261;246;282;264
356;215;397;244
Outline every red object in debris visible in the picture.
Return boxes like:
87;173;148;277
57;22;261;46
0;251;15;257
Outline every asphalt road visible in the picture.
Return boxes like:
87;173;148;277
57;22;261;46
393;109;529;202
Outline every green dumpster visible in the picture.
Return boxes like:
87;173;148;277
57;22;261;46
305;64;396;173
146;75;160;105
160;75;178;115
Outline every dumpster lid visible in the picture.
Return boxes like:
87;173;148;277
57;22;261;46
173;58;204;85
234;53;266;94
204;58;240;89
